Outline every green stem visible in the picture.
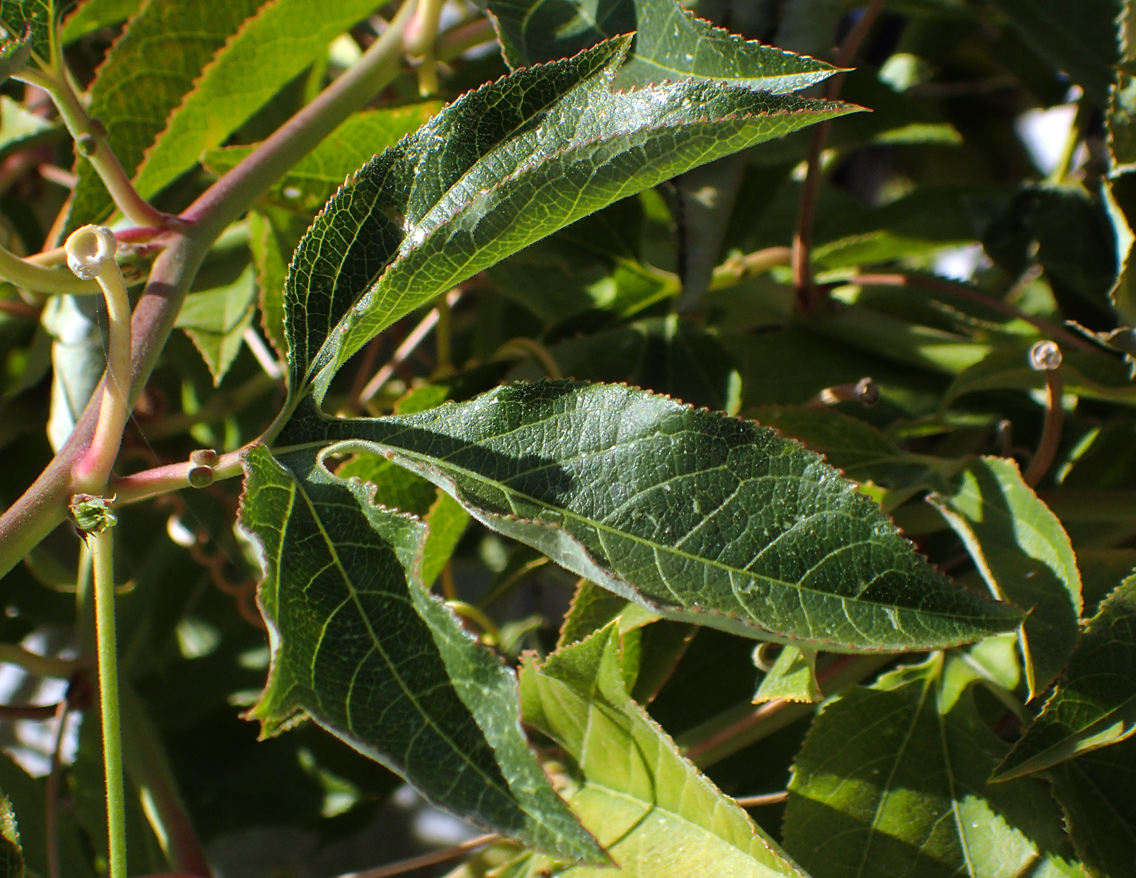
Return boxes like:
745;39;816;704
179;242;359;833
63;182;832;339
0;244;99;295
407;0;444;95
0;644;79;679
22;67;167;229
90;528;127;878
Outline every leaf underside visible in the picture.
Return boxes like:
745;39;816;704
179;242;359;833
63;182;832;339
238;445;603;862
277;380;1022;653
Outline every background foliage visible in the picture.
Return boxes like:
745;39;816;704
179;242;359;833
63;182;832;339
0;0;1133;876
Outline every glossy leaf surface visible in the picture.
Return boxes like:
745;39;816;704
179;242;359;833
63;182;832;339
280;380;1023;652
783;655;1080;878
238;444;602;862
930;457;1082;698
995;576;1136;780
488;0;835;91
519;624;807;877
283;36;856;399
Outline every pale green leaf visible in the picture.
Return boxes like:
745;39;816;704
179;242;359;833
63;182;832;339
237;444;603;862
175;264;258;385
995;576;1136;780
0;94;57;161
754;646;821;704
67;0;263;228
285;36;858;400
0;792;22;878
60;0;141;43
929;457;1082;699
520;624;808;877
130;0;389;207
488;0;836;91
202;103;442;215
279;380;1024;652
247;207;307;361
783;655;1080;878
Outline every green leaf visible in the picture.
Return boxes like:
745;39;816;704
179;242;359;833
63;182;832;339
783;654;1080;878
929;457;1082;699
519;624;808;877
0;754;95;878
238;444;602;862
0;94;57;161
202;103;442;215
0;0;53;63
986;0;1119;105
754;646;821;704
994;576;1136;781
60;0;142;44
281;380;1024;652
488;0;836;92
67;0;263;229
0;791;22;878
284;36;857;400
129;0;390;208
1048;734;1136;878
0;22;32;81
175;264;258;385
247;207;307;361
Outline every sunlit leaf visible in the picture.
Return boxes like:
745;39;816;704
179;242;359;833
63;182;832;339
278;380;1024;652
520;623;809;877
930;456;1082;698
488;0;835;91
0;790;22;878
284;36;857;401
754;646;821;703
783;654;1081;878
995;576;1136;780
238;445;602;862
175;264;258;385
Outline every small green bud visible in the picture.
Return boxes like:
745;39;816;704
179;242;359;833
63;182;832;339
70;493;117;534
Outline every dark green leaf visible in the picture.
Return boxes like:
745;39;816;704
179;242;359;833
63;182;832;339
488;0;835;91
520;624;808;877
67;0;263;228
282;380;1024;652
238;444;602;862
783;655;1080;878
0;22;31;81
995;576;1136;780
986;0;1119;105
247;208;307;361
1049;734;1136;878
284;36;857;400
0;0;53;62
929;457;1082;698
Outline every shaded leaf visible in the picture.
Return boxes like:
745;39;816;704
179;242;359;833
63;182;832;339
520;623;808;877
67;0;263;228
783;654;1080;878
284;36;857;400
754;646;821;704
202;103;442;215
986;0;1119;105
0;754;95;878
247;207;307;360
238;444;601;861
281;380;1024;652
929;457;1082;699
175;264;258;385
0;22;31;81
995;576;1136;780
488;0;835;92
1049;734;1136;878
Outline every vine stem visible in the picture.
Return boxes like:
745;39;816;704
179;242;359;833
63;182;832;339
0;243;99;294
91;528;127;878
0;0;418;578
792;0;887;311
